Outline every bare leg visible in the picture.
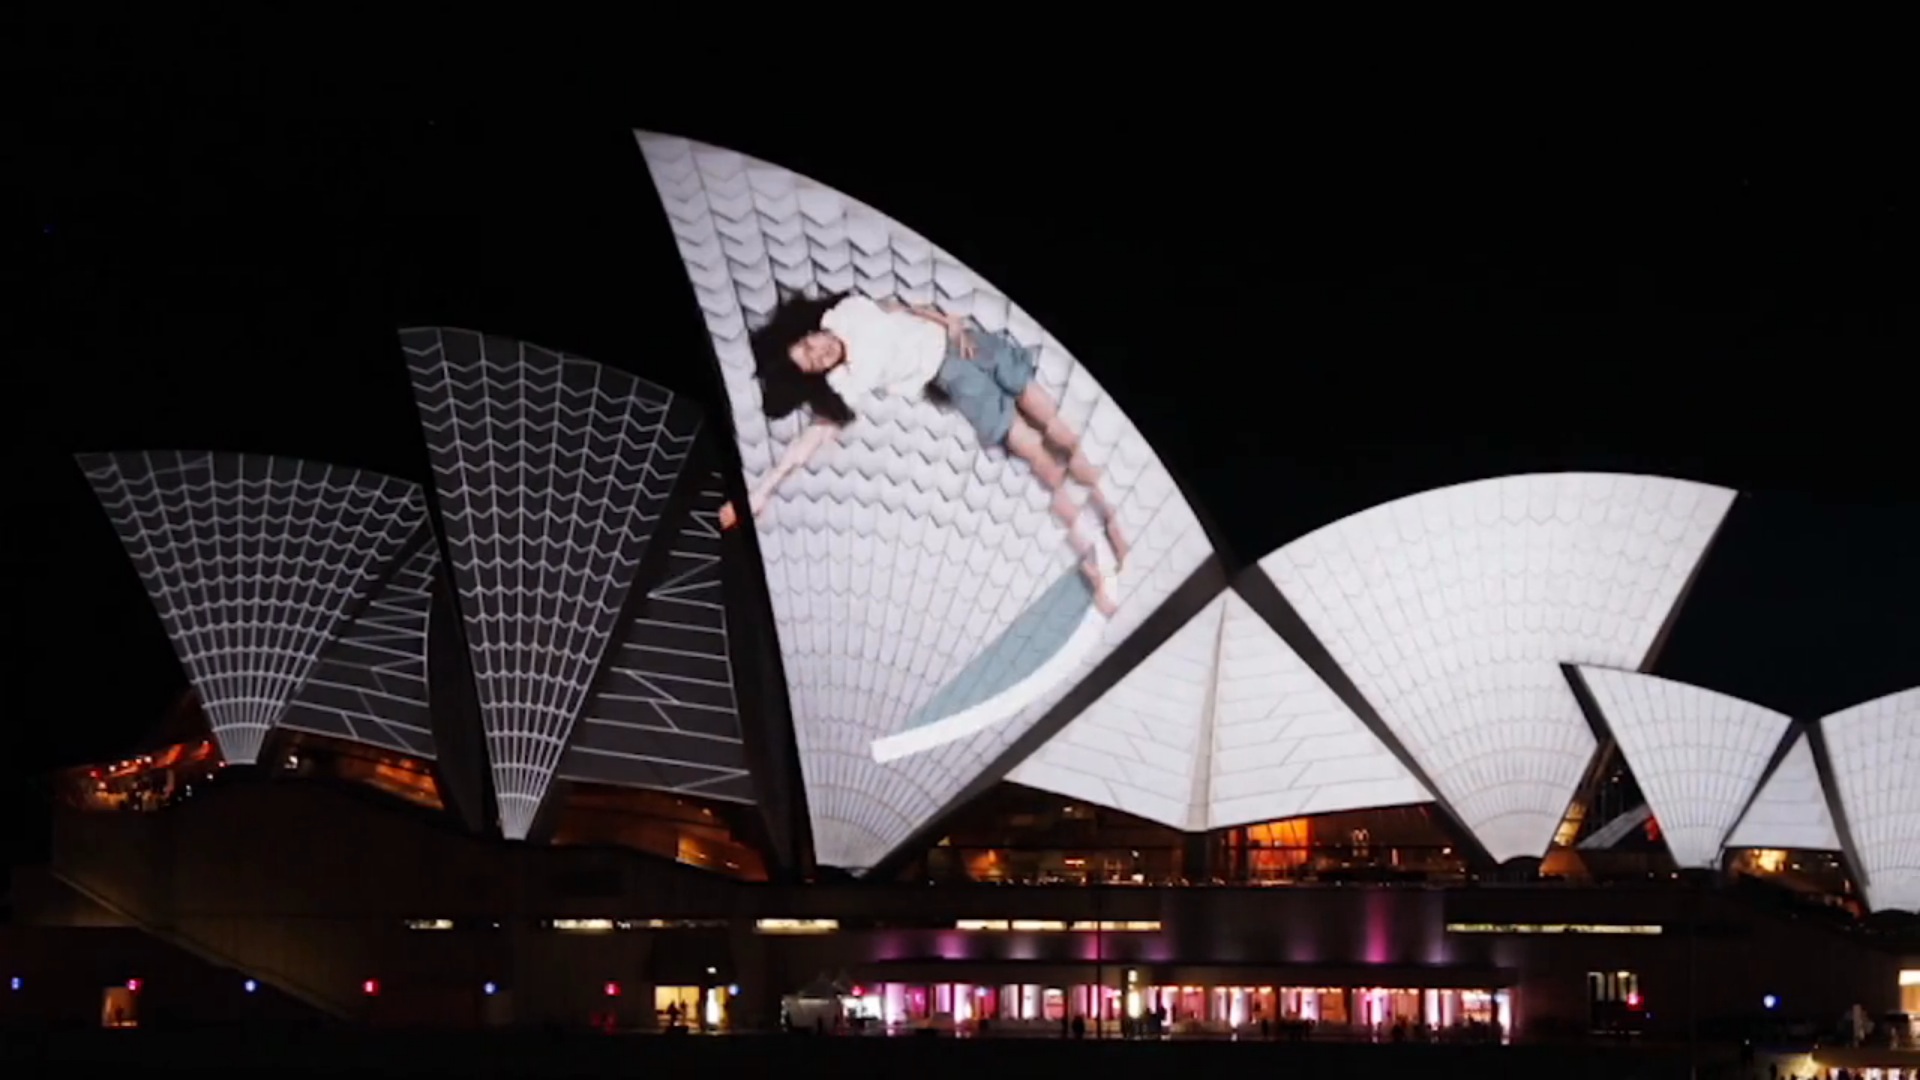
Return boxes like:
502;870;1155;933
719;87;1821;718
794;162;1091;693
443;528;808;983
1007;418;1117;616
1014;383;1130;568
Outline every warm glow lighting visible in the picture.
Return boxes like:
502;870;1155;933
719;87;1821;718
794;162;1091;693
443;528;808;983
1899;970;1920;987
636;131;1212;873
1447;923;1663;935
954;919;1162;932
404;919;454;931
704;988;722;1028
753;918;839;934
551;919;615;933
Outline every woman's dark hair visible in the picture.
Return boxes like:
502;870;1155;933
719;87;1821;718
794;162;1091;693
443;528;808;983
749;290;857;426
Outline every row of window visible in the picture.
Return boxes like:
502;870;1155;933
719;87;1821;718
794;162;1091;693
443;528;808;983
398;918;1665;936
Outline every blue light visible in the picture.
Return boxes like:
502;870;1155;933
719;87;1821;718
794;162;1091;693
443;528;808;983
8;977;19;991
1763;994;1778;1010
729;984;741;996
484;981;498;996
244;979;258;993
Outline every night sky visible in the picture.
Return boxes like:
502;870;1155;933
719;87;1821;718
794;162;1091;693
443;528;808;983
15;54;1915;869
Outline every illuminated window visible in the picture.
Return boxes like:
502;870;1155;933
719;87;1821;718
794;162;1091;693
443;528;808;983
952;919;1164;933
1589;971;1640;1002
1447;922;1662;935
403;919;454;931
614;918;728;930
550;919;616;933
754;919;839;934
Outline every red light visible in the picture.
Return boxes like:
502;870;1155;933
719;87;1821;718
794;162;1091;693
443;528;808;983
125;979;142;992
851;986;863;997
603;981;621;998
1626;992;1642;1009
362;979;381;997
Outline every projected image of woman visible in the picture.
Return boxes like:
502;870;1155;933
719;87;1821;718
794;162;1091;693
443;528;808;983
717;292;1131;615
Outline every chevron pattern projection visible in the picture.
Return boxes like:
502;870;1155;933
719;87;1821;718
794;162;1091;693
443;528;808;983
637;131;1213;871
77;450;428;766
561;471;754;803
280;525;440;758
401;327;700;840
1261;473;1736;864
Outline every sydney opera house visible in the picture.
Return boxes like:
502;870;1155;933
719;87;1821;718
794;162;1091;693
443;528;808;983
5;131;1915;1042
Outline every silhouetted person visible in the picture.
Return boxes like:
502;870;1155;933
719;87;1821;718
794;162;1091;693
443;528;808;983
1072;1015;1086;1039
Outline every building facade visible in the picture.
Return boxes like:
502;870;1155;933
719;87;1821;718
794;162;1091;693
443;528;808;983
11;131;1916;1041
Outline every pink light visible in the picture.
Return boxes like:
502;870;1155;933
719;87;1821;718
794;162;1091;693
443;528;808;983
362;979;381;997
603;981;621;998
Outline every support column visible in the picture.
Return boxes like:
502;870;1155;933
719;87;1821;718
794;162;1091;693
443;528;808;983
728;922;774;1031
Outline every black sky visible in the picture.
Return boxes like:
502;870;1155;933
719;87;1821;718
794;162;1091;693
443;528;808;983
14;48;1916;866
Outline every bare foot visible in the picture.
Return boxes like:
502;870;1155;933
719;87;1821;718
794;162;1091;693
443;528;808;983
1081;559;1119;617
1103;515;1130;570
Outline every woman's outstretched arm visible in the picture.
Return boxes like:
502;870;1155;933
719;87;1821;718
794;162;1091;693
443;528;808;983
722;419;840;529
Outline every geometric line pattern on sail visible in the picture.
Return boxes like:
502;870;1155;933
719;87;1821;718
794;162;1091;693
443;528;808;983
77;450;428;766
401;327;699;840
561;471;754;803
281;523;440;758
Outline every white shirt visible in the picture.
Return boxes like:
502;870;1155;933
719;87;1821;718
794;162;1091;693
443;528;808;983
820;296;948;402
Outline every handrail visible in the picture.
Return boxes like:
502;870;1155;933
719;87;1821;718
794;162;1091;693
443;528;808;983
47;867;353;1022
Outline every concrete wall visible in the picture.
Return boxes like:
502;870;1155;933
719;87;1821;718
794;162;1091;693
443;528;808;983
22;778;1903;1035
0;926;323;1032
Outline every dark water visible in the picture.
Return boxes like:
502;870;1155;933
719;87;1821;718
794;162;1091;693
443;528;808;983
6;1028;1706;1079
